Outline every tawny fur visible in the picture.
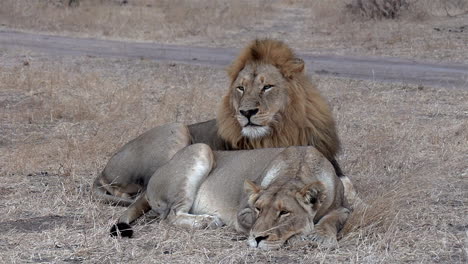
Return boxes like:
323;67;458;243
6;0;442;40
217;39;340;161
112;145;353;250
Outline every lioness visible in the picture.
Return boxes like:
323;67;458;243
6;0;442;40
110;144;354;250
94;39;343;205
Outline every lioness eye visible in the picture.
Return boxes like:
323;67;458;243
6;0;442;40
237;86;245;92
279;210;290;217
255;207;261;213
262;84;274;91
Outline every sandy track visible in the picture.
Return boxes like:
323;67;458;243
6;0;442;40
1;30;467;88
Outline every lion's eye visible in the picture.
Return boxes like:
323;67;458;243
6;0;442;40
237;86;245;92
255;207;261;213
262;84;274;91
279;210;290;217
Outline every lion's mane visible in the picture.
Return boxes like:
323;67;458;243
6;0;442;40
216;39;340;161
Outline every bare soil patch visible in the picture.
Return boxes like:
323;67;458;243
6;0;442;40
0;49;466;262
2;30;467;89
0;215;74;233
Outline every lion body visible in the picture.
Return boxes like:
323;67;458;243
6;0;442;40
93;38;343;206
112;144;352;249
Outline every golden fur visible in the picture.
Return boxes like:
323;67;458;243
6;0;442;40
217;39;340;161
110;145;353;249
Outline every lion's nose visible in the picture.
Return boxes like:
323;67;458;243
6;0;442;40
240;108;259;119
255;235;269;244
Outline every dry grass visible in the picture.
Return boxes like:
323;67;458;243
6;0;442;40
408;0;468;17
0;49;466;262
344;0;468;20
291;0;468;19
346;0;408;19
0;0;271;41
1;0;467;62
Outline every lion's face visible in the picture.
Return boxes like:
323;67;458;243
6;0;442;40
244;180;325;250
218;39;339;159
230;63;290;139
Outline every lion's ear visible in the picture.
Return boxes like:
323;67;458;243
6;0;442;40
297;181;325;206
244;179;261;195
283;58;305;78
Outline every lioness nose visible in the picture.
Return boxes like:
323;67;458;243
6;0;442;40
240;108;259;119
255;235;269;244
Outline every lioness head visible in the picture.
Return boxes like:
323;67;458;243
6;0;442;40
244;179;326;250
217;39;340;161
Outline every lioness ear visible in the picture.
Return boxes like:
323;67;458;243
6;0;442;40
297;182;325;206
244;179;261;195
283;58;305;78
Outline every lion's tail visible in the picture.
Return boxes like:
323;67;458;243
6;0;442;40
330;158;344;177
110;193;151;238
92;176;134;207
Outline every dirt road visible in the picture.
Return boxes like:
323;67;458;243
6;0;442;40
1;30;467;88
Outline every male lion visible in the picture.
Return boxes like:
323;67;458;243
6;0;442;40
93;39;343;205
110;144;353;250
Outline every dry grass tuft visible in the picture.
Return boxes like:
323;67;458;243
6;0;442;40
409;0;468;17
159;0;272;38
346;0;408;19
341;0;468;21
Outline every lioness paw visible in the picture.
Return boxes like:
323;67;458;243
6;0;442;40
301;230;338;249
196;214;224;229
172;213;224;229
208;215;225;228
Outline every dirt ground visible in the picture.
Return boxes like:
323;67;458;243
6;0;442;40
2;30;467;89
0;1;467;263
